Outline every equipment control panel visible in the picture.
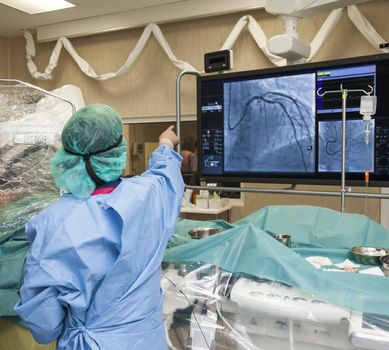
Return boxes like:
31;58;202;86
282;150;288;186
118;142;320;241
230;277;350;324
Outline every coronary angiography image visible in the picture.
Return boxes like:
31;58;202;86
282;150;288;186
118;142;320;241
224;73;315;173
318;119;374;172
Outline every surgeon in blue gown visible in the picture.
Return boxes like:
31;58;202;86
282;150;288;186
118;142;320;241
14;104;185;350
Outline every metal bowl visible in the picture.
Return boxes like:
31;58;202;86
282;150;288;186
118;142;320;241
351;246;389;265
188;227;223;239
380;255;389;276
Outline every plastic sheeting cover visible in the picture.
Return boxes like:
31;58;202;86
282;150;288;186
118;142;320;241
0;83;82;324
163;263;389;350
165;206;389;317
0;83;83;237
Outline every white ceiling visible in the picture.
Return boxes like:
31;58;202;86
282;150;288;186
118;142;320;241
0;0;265;39
0;0;184;37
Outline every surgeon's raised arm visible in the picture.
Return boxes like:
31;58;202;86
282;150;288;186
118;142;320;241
142;126;185;230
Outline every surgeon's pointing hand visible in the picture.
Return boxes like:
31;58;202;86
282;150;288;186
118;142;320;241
159;125;179;148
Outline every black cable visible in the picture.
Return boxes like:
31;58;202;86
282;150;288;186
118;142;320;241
162;272;211;350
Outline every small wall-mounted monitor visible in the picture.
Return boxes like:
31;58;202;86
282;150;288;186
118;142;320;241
197;53;389;186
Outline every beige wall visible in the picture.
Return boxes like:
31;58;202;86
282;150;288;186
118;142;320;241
6;0;389;221
231;184;381;222
0;36;9;78
124;121;197;175
8;1;389;116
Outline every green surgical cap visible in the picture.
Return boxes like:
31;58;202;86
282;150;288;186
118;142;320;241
51;104;127;198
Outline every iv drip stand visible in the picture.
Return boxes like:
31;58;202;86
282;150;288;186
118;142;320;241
317;84;373;213
175;72;389;204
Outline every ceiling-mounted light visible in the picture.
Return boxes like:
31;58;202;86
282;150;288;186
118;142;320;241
0;0;75;14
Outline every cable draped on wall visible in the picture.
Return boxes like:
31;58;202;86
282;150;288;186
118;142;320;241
220;15;287;67
348;5;389;53
23;5;388;81
23;23;197;80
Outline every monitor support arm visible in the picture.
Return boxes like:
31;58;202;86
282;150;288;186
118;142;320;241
265;0;371;18
264;0;372;64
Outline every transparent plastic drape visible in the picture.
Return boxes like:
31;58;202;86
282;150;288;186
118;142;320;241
0;83;83;237
162;262;389;350
162;206;389;350
0;83;83;327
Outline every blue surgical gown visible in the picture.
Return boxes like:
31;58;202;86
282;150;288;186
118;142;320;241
14;145;184;350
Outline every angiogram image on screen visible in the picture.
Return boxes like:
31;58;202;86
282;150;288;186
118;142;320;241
318;119;375;173
223;73;316;173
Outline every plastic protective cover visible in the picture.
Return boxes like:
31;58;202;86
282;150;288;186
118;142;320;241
0;82;78;320
0;83;79;237
162;206;389;350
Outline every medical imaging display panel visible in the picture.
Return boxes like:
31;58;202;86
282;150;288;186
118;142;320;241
223;73;315;173
318;119;375;172
198;53;389;186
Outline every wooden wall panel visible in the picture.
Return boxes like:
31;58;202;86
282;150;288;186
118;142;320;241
6;0;389;222
231;184;381;223
123;121;197;175
0;36;9;78
8;2;389;116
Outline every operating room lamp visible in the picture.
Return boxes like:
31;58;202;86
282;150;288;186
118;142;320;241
264;0;371;64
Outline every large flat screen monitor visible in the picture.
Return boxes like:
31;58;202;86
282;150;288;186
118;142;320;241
198;54;389;186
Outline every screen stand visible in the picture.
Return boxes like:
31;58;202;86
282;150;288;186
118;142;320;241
176;70;202;155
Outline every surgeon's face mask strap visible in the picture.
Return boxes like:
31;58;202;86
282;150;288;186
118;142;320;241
64;135;123;186
83;154;105;186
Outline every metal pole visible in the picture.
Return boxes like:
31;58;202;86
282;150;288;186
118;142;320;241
0;78;76;115
186;185;389;200
317;86;372;213
175;70;201;154
341;88;348;213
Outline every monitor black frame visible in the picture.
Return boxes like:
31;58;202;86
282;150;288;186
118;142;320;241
197;53;389;187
